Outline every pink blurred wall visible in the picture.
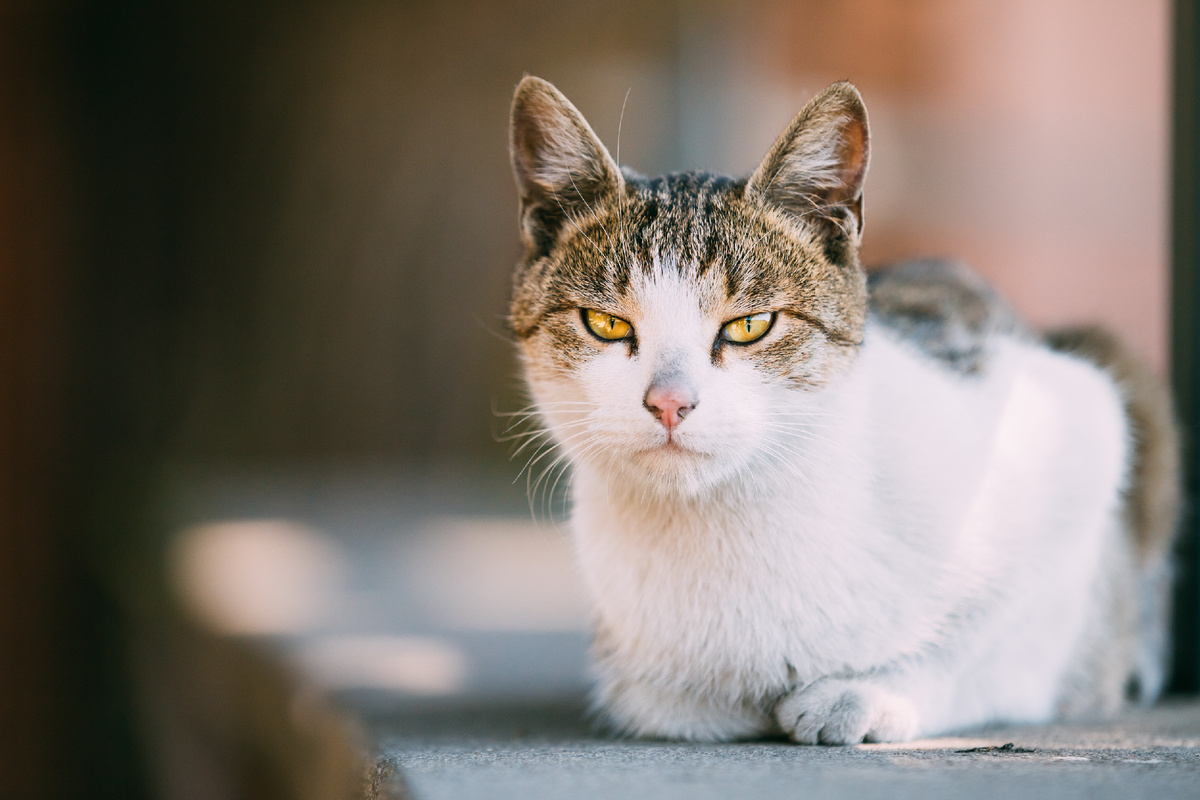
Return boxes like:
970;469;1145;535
680;0;1170;372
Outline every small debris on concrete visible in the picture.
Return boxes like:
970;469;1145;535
955;742;1036;754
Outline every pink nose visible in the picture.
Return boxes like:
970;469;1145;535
643;384;697;431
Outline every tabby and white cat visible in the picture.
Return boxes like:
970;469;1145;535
507;76;1179;743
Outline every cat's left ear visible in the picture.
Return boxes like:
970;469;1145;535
510;76;622;258
746;82;869;238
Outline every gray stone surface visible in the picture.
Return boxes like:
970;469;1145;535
366;699;1200;800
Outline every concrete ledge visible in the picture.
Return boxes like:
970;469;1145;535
368;699;1200;800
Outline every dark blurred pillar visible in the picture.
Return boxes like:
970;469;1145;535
0;2;70;797
59;1;190;796
0;1;173;795
1172;0;1200;693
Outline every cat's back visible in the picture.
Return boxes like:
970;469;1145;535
857;274;1130;560
865;258;1126;496
864;259;1173;562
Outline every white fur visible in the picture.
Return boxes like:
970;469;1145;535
525;268;1130;742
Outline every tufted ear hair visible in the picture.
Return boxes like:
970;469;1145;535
746;81;869;239
510;76;622;259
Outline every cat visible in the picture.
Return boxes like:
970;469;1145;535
506;75;1180;743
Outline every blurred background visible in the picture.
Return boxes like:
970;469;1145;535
1;0;1196;797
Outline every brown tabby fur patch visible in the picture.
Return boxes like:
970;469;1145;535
869;259;1032;374
1045;326;1181;567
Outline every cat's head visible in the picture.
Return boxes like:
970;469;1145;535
508;76;870;496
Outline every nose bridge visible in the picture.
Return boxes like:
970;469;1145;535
637;302;704;385
648;346;692;388
634;263;708;389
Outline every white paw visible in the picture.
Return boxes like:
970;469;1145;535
775;678;919;745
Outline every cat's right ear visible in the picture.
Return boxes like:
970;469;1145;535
746;82;870;240
510;76;621;258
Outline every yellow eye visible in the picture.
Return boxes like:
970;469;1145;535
721;312;774;344
583;309;633;341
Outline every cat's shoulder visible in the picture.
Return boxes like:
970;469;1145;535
867;259;1031;374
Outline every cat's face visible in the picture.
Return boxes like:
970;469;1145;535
508;78;870;495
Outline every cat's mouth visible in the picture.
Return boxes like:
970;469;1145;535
644;437;703;457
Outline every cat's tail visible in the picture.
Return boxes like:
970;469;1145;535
1046;325;1181;702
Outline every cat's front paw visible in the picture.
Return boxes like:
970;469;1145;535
775;678;918;745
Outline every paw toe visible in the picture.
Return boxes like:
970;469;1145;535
817;692;870;744
776;679;918;745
